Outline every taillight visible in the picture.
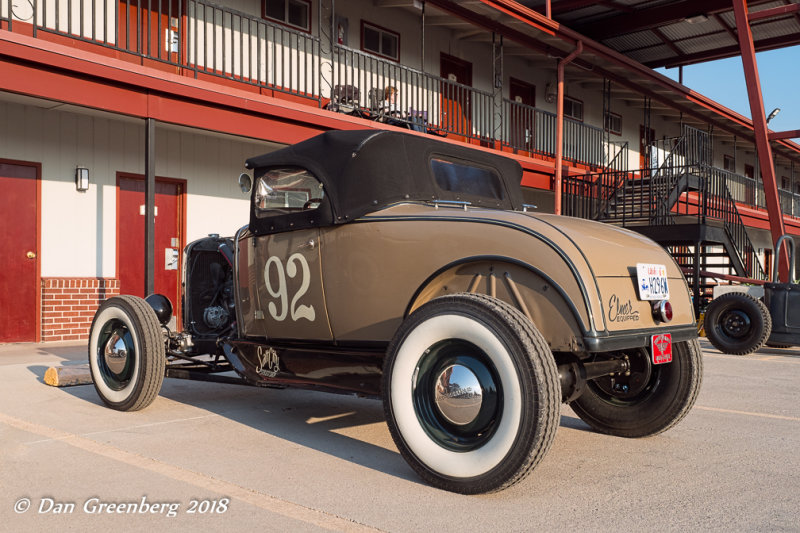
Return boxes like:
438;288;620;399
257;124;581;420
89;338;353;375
652;300;673;323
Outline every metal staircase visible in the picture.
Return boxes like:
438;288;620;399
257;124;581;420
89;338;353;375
562;125;766;313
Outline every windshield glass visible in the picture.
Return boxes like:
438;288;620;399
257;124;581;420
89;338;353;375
255;167;325;214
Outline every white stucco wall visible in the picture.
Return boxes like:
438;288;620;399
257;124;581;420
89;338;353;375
0;99;276;279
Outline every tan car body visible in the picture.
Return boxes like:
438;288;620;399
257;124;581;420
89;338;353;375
235;202;694;353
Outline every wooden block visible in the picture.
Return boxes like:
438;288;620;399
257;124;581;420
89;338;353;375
44;364;93;387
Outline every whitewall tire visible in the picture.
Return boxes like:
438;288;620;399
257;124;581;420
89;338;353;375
88;295;165;411
382;293;560;494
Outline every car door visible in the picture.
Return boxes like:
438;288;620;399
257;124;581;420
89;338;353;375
249;228;332;341
238;166;333;341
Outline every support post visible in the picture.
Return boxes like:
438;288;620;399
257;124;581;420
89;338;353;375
144;118;156;296
693;243;702;317
318;0;334;100
492;33;503;144
732;0;788;280
554;41;582;215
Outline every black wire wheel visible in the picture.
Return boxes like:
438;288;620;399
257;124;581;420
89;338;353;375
382;293;560;494
704;293;771;355
569;338;703;438
88;295;165;411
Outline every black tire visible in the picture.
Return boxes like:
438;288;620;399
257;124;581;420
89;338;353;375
88;295;165;411
766;342;793;349
382;293;560;494
569;338;703;438
704;293;771;355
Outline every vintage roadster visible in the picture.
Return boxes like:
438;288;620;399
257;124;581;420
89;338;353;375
89;130;702;494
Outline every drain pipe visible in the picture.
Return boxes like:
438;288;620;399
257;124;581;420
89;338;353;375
554;41;583;216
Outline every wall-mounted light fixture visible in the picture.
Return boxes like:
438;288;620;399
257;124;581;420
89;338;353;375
75;166;89;192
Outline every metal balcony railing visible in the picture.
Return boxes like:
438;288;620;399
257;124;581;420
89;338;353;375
501;99;603;167
331;44;495;141
1;0;322;102
2;0;609;167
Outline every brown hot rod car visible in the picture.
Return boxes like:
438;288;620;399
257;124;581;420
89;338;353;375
89;130;702;494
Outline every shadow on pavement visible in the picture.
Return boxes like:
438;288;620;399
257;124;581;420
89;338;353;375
32;360;597;486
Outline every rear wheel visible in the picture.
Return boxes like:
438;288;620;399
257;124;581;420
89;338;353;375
704;293;771;355
569;338;703;438
88;295;165;411
382;293;560;494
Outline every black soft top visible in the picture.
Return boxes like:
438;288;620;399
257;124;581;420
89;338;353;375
245;129;524;233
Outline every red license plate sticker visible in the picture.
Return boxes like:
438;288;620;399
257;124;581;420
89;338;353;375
651;333;672;364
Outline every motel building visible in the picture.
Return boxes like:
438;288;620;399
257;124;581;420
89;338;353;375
1;0;799;343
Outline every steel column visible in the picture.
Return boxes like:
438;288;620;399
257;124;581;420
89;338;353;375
732;0;788;280
553;41;582;215
144;118;156;296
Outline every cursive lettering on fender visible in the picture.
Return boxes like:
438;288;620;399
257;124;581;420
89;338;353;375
608;294;640;322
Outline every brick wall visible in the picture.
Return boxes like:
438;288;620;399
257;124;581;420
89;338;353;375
41;278;120;341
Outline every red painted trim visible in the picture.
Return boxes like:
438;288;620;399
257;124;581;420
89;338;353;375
770;130;800;141
748;3;800;21
732;0;787;280
0;157;42;342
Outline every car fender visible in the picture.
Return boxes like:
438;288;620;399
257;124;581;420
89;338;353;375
406;257;586;352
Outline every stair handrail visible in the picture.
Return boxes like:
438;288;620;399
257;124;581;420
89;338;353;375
648;134;689;224
592;141;629;219
704;165;766;280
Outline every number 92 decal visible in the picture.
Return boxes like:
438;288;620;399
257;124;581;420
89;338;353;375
263;253;316;322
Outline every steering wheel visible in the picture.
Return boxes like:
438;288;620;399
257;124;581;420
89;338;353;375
303;198;323;210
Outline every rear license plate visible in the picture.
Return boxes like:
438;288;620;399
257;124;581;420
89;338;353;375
637;263;670;301
651;333;672;364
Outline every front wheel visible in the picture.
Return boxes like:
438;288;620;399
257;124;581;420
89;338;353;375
569;338;703;438
88;295;165;411
382;293;560;494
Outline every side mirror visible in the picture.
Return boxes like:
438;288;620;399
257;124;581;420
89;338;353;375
238;173;252;194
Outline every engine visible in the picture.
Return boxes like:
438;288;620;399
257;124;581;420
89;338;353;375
183;236;236;344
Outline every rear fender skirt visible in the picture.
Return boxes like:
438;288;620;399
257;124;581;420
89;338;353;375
406;256;589;351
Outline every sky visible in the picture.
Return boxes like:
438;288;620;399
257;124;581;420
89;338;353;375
655;46;800;141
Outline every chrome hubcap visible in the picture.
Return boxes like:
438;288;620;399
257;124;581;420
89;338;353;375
433;364;483;426
103;330;129;375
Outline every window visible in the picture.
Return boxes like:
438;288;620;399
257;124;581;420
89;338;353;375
604;111;622;135
564;96;583;121
361;21;399;61
431;159;504;200
781;176;790;190
723;155;735;172
255;167;324;215
263;0;310;32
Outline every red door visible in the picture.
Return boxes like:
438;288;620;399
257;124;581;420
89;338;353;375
440;54;472;137
118;175;184;321
118;0;181;63
0;162;39;342
509;78;536;153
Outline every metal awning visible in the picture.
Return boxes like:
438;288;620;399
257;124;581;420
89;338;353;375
519;0;800;68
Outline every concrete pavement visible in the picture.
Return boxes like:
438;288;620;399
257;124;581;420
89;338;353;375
0;339;798;532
